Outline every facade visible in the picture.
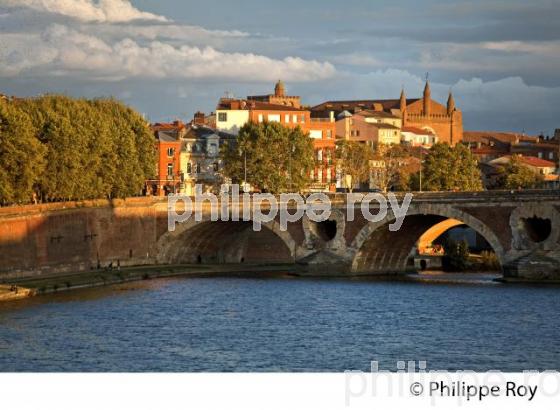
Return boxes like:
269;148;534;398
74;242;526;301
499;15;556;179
180;125;236;195
312;80;463;145
465;131;559;165
335;110;400;145
401;126;438;147
149;129;182;196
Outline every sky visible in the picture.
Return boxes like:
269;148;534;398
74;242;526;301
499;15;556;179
1;0;559;135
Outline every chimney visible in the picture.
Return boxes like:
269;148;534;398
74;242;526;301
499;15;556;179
329;111;334;122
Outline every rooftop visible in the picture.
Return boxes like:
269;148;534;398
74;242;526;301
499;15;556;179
217;98;305;112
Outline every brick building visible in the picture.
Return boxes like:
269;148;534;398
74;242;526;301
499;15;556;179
145;121;186;196
247;80;301;108
312;80;463;145
216;86;336;191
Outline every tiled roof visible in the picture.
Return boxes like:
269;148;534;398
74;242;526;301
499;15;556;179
312;98;419;112
217;98;304;111
156;130;180;143
356;109;400;119
464;131;538;144
402;126;434;135
518;156;557;168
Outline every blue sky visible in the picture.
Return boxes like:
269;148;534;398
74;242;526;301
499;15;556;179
1;0;559;134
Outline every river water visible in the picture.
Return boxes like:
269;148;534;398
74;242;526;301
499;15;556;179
0;274;559;372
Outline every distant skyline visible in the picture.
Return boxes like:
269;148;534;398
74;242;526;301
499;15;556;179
1;0;559;135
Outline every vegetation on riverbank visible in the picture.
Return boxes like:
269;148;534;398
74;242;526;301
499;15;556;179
0;95;155;205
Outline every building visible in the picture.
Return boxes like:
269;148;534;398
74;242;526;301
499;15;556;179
401;126;438;147
484;155;559;189
216;83;337;191
179;125;236;195
465;131;559;164
335;110;400;145
312;80;463;145
148;128;182;196
247;80;301;108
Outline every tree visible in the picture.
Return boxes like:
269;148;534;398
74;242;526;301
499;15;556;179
421;143;483;191
1;95;156;204
371;144;417;192
494;155;543;190
0;99;46;204
221;121;314;193
443;239;470;271
335;140;374;192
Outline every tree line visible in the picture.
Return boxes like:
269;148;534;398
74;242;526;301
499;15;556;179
0;95;155;205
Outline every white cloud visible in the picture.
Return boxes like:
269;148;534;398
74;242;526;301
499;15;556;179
0;24;336;82
3;0;168;23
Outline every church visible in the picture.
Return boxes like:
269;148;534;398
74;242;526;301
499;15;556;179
311;80;463;145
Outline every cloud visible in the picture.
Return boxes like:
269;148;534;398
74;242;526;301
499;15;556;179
2;0;168;23
0;24;336;82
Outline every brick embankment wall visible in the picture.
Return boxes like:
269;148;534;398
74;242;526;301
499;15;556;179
0;198;169;280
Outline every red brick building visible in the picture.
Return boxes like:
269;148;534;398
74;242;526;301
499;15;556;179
216;93;336;191
147;123;183;196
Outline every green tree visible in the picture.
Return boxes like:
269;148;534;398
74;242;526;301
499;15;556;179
221;121;314;193
336;140;374;192
494;155;543;190
6;95;156;204
443;239;470;271
421;143;483;191
0;99;46;204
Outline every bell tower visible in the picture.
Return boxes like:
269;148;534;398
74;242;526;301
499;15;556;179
423;77;431;117
274;80;285;97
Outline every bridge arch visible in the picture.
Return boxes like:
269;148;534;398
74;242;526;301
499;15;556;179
156;217;296;265
350;204;506;273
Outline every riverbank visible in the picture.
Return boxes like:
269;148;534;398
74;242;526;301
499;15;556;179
0;263;301;301
2;264;558;303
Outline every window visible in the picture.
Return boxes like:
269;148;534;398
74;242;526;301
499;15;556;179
268;114;280;122
196;163;201;174
218;112;227;122
317;149;323;161
213;162;219;172
326;130;332;139
187;162;192;174
167;163;174;176
258;114;264;123
538;152;543;159
285;114;290;123
549;152;554;160
186;143;192;152
292;114;298;123
326;168;331;182
167;147;174;157
300;115;305;123
208;143;217;156
356;130;360;137
310;130;322;139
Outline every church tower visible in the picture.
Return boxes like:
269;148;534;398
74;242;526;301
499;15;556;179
399;88;407;125
423;80;431;117
447;91;455;115
274;80;285;97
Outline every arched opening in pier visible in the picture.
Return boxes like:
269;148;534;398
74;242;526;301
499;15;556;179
159;221;294;264
351;213;504;274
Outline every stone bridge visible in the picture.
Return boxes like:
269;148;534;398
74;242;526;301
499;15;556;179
1;190;559;280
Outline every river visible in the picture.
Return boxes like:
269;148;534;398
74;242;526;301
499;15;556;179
0;273;559;372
